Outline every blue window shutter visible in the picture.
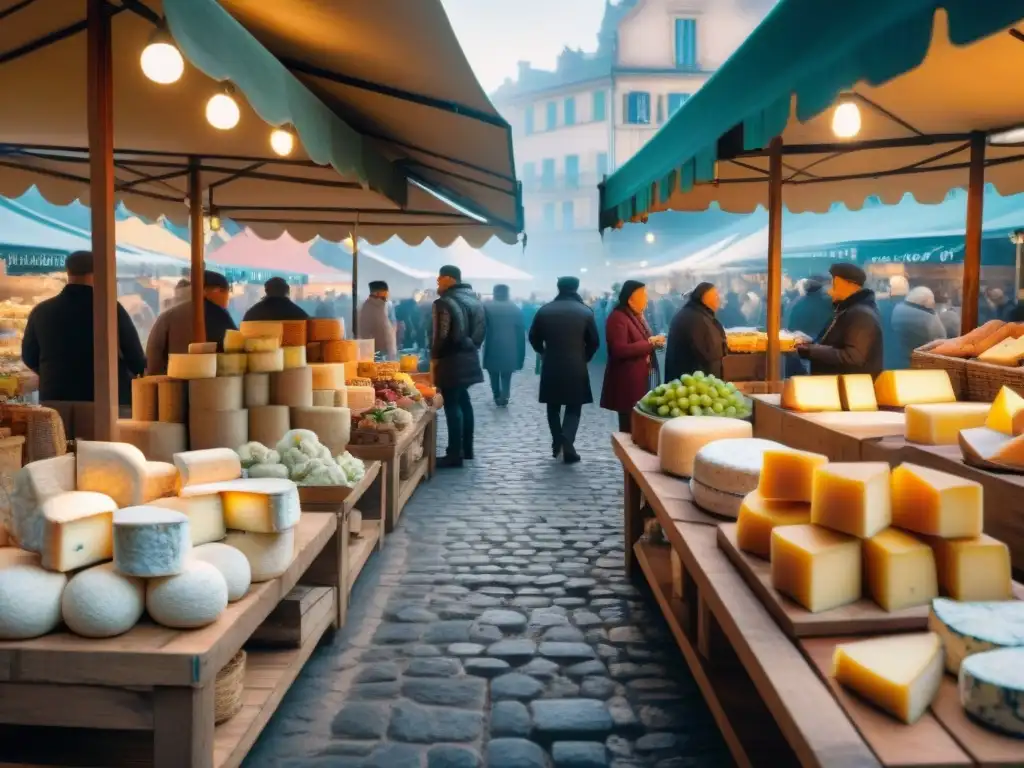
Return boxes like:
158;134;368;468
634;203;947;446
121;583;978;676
668;93;691;116
564;97;576;126
562;201;574;230
546;102;557;130
596;152;608;178
675;19;697;69
565;155;579;188
625;92;651;125
543;202;556;229
541;158;555;188
523;161;536;182
593;90;606;122
525;106;534;135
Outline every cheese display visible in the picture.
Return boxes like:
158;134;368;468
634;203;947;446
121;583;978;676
188;342;217;354
832;632;943;724
76;440;148;507
115;420;187;464
657;417;753;478
923;533;1012;601
248;405;291;448
143;461;180;501
281;319;307;348
978;335;1024;366
282;345;306;370
928;598;1024;674
0;550;67;639
167;353;217;380
9;454;76;551
189;376;244;412
735;492;811;559
307;317;343;342
224;527;295;582
248;349;285;373
240;320;284;341
174;448;242;487
904;402;990;445
113;506;191;577
689;477;745;519
347;385;375;411
771;524;861;612
810;462;891;538
149;494;226;545
638;372;751;419
958;426;1024;469
131;376;160;421
61;562;145;638
223;329;246;353
891;463;983;538
312;389;335;407
838;374;878;412
757;448;827;502
146;560;229;629
39;491;116;572
691;438;784;498
189;408;248;451
985;385;1024;435
781;376;842;412
244;335;281;353
244;372;271;407
863;528;938;612
874;369;956;407
217;353;247;376
290;406;351;455
270;366;314;407
191;542;252;602
958;647;1024;737
157;379;188;423
323;339;358;363
310;363;346;390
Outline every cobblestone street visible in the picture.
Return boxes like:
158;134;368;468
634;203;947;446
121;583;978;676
244;365;728;768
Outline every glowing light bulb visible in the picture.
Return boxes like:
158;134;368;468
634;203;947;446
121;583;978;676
645;232;656;244
270;128;295;157
832;102;861;139
140;40;184;84
639;260;649;268
580;267;588;273
206;93;240;130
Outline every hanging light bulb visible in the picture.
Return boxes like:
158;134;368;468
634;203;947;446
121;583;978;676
140;27;184;85
206;87;240;130
270;126;295;157
832;101;861;139
645;232;656;244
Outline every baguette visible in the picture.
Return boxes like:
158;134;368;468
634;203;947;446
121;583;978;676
931;319;1005;357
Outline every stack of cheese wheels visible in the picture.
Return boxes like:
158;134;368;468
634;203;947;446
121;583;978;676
656;416;752;478
689;437;784;519
121;374;187;461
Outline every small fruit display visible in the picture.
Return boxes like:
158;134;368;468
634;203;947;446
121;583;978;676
638;371;751;420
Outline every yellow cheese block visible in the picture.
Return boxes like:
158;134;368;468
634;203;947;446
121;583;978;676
810;462;891;538
239;321;284;341
40;491;116;572
780;376;842;412
223;329;246;353
188;342;217;354
735;491;811;560
874;369;955;407
282;346;307;370
770;524;861;612
958;426;1024;469
863;528;938;612
890;462;982;538
310;363;346;390
758;448;828;502
985;385;1024;435
921;533;1012;601
839;374;878;412
904;402;990;445
167;353;217;380
978;335;1024;365
832;632;943;724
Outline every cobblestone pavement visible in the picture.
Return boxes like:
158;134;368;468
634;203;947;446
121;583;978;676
244;365;728;768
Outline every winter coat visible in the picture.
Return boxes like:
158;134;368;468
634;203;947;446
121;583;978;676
145;298;237;375
242;295;309;322
890;300;947;368
803;289;884;376
358;296;397;360
22;284;146;405
937;305;961;337
600;306;655;413
877;296;906;369
786;285;834;339
529;292;599;405
431;283;485;390
482;298;526;373
664;298;727;382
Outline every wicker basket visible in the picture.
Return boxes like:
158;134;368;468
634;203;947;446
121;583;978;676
910;341;968;400
964;358;1024;402
1;404;67;462
0;435;26;544
214;650;246;725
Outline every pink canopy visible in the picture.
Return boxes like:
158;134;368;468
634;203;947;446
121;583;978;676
209;230;351;281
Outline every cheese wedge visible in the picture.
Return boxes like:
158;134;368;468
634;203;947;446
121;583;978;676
810;462;891;538
890;463;982;538
863;528;938;612
904;402;990;445
920;533;1012;601
39;491;117;572
839;374;878;412
986;386;1024;435
832;632;943;724
781;376;842;412
10;454;76;552
758;448;827;502
735;491;811;560
76;440;148;508
958;426;1024;469
874;369;955;407
978;336;1024;366
181;478;300;533
771;524;861;612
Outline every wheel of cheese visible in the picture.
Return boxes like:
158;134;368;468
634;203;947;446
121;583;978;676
657;417;754;478
334;387;348;408
77;440;149;508
689;477;745;519
223;329;246;353
270;367;313;407
217;353;248;376
189;376;243;412
189;409;249;451
281;320;307;348
0;550;66;639
248;405;291;449
244;372;271;407
289;406;351;455
323;339;358;363
9;454;76;552
190;542;251;602
282;346;307;370
116;420;187;464
310;363;346;390
346;386;375;411
245;335;281;353
61;562;144;638
306;342;323;363
692;437;785;496
146;560;229;628
149;494;226;545
113;506;191;577
131;376;161;421
224;527;295;582
168;353;217;380
174;448;243;486
312;389;335;407
189;342;218;354
240;321;284;341
307;317;342;342
142;461;180;502
158;379;188;423
182;477;300;532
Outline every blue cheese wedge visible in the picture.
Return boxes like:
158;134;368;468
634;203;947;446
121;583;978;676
959;647;1024;737
928;597;1024;674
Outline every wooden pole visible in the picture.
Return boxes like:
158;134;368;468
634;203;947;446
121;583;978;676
351;224;359;338
765;137;783;383
87;0;116;442
188;160;206;343
961;132;986;335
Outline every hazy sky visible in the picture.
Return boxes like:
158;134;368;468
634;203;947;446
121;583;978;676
441;0;608;93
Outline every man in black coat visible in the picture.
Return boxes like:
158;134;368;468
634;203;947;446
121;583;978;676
797;262;884;376
482;284;526;406
432;265;486;468
22;251;146;406
145;270;237;374
243;277;309;322
664;282;728;381
528;276;600;464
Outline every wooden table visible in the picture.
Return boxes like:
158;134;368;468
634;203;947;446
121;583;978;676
0;513;338;768
347;409;435;532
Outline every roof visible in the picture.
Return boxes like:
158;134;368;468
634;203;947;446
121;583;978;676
600;2;1024;226
368;238;533;282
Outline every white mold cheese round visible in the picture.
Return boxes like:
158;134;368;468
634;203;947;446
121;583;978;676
191;542;252;602
692;437;785;496
146;560;228;629
0;549;66;639
61;562;145;638
689;477;745;519
224;527;295;582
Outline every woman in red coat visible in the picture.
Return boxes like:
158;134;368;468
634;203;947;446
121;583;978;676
601;280;666;431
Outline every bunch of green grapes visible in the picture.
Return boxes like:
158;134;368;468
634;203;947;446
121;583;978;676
639;371;751;419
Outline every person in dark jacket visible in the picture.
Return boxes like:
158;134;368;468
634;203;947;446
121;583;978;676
395;297;420;350
601;281;665;433
716;291;746;329
243;277;309;322
664;282;727;382
432;265;485;468
529;276;600;464
797;263;884;376
785;276;834;339
146;270;237;375
482;284;525;407
22;251;146;406
890;286;947;367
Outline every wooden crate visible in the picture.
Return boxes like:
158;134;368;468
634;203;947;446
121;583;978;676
248;586;335;648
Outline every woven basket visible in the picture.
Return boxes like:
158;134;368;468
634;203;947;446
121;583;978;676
1;404;66;463
214;650;246;725
0;435;25;544
911;341;967;400
964;358;1024;403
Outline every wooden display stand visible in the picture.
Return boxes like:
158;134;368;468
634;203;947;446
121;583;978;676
347;409;436;532
0;513;339;768
615;433;1024;768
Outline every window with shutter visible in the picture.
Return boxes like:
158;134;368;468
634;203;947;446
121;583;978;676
523;162;536;183
674;18;698;70
543;202;556;229
624;92;651;125
656;95;664;124
564;96;576;126
541;158;555;189
593;90;607;122
525;106;534;135
668;93;691;116
562;201;575;230
546;101;557;130
565;155;580;188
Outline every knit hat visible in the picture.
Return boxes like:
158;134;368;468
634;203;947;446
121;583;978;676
829;262;866;287
494;284;510;300
617;280;646;308
439;265;462;282
368;280;389;292
556;276;580;293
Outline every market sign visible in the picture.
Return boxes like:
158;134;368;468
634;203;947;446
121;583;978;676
0;247;69;275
